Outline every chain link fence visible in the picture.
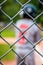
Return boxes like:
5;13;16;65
0;0;43;65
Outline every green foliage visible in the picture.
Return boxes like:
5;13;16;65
0;0;3;3
0;0;43;24
0;0;21;23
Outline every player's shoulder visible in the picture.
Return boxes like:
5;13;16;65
29;20;39;31
16;19;24;25
16;19;33;24
33;23;39;32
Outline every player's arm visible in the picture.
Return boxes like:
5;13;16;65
34;29;41;42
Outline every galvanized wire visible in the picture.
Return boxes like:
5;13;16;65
0;0;43;65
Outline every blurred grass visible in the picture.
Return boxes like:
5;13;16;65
1;26;16;37
41;31;43;37
0;44;16;61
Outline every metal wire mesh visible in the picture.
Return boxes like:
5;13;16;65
0;0;43;65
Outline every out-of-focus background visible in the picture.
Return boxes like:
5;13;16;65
0;0;43;65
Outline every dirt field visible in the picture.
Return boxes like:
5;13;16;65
0;38;43;65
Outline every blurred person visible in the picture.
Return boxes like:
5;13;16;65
15;4;41;65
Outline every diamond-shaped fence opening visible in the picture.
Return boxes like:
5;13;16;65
2;1;21;17
0;0;43;65
33;12;43;29
1;25;16;44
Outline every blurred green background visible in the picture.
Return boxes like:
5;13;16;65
0;44;16;61
0;0;43;24
0;0;43;61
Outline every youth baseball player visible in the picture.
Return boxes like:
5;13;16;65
15;4;41;65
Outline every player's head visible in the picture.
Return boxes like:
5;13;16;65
20;4;36;19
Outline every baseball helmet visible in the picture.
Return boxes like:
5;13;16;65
20;4;37;18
